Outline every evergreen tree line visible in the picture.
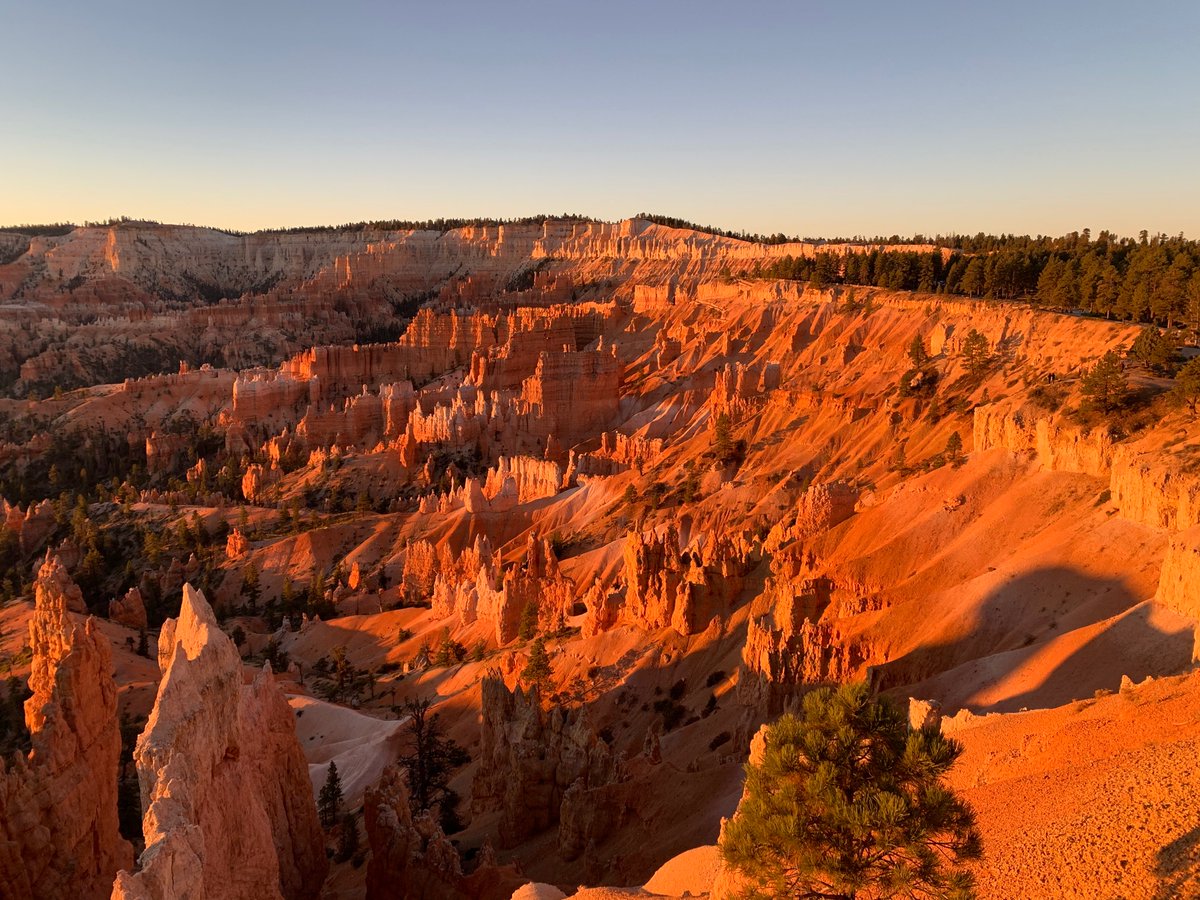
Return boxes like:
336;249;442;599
758;231;1200;328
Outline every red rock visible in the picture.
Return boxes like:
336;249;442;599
108;586;148;630
0;555;132;900
474;678;624;853
364;764;469;900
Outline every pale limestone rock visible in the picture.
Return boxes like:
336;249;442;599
111;585;326;900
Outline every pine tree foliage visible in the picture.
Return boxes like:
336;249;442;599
1128;325;1178;374
335;812;360;863
397;697;470;817
1079;351;1129;413
1172;357;1200;412
719;683;981;900
318;760;343;829
520;637;553;695
944;431;963;463
959;330;991;378
907;335;931;369
517;600;539;641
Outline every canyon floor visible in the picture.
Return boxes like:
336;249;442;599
0;218;1197;899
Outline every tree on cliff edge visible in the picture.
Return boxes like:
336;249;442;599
1080;351;1128;413
719;683;981;900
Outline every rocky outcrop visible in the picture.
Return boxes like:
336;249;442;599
519;348;623;449
36;552;88;614
473;678;626;854
364;764;469;900
709;725;770;900
621;526;756;636
764;483;857;549
432;534;575;645
1;497;56;554
580;579;621;639
567;431;665;480
1156;525;1200;625
144;430;192;476
109;586;148;630
0;553;132;900
709;360;781;419
401;539;441;603
738;547;879;713
111;585;326;900
972;403;1112;477
483;456;565;504
1110;446;1200;532
225;528;250;560
974;404;1200;532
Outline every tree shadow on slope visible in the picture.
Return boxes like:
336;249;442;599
1153;826;1200;900
872;566;1193;713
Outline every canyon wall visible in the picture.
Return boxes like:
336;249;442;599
974;402;1200;532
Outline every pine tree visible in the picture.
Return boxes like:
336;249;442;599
520;637;553;695
1128;325;1177;375
432;642;449;667
318;760;343;829
907;334;931;369
712;412;733;461
1080;351;1128;413
959;329;991;378
517;600;539;641
1172;357;1200;412
945;430;964;464
397;697;470;818
960;257;985;297
240;561;261;612
335;812;360;863
719;683;981;900
1036;256;1065;305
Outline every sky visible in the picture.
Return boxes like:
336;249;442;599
2;0;1198;237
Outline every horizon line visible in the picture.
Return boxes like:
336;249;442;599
0;214;1192;245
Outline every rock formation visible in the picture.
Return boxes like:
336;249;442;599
621;526;755;636
36;552;88;614
474;678;626;855
0;554;132;900
111;585;326;900
738;546;878;713
708;725;769;900
430;533;575;645
363;764;469;900
1155;526;1200;661
109;587;148;631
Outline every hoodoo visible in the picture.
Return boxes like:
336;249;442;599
0;557;132;900
111;586;326;900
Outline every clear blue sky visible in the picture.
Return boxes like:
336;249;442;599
2;0;1197;237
